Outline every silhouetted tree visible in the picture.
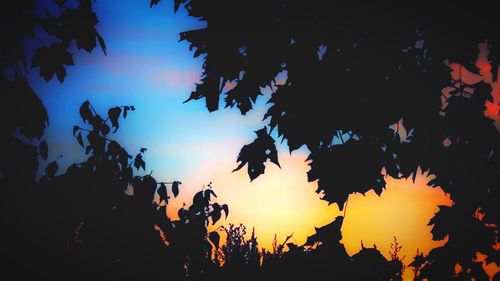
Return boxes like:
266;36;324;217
412;49;499;280
2;1;233;279
1;0;106;278
1;1;106;254
151;1;499;279
1;0;106;182
2;98;229;280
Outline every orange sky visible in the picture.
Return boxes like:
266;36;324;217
165;152;458;280
445;42;500;131
341;168;452;280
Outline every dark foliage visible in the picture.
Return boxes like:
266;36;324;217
233;127;280;181
150;1;499;279
2;100;229;280
1;0;106;183
1;2;230;278
202;218;404;281
2;2;109;277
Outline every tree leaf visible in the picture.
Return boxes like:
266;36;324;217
8;80;49;139
172;181;181;197
77;132;84;147
66;163;79;174
79;101;93;123
133;154;141;170
108;107;121;133
96;32;106;55
100;123;110;135
58;0;101;53
158;183;168;203
192;190;208;210
45;161;58;177
174;0;186;12
178;208;188;220
134;154;145;171
233;127;280;181
211;209;221;225
150;0;161;8
209;231;220;248
39;140;48;160
204;189;217;200
221;204;229;218
73;125;80;137
86;131;105;155
31;43;74;82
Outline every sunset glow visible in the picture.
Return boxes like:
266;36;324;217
342;169;452;259
342;169;452;280
167;151;341;249
24;1;499;280
165;151;455;280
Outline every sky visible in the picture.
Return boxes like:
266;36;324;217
27;1;497;280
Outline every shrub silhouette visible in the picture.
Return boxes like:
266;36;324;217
2;100;230;280
203;217;405;281
220;224;260;268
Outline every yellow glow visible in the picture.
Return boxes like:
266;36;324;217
166;152;340;248
166;154;454;280
341;168;453;280
210;152;340;248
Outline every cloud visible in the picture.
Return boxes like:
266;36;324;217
149;68;202;90
78;51;203;94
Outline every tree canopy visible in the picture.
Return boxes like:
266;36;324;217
157;1;499;279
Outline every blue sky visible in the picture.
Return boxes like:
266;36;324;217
27;0;341;250
29;0;274;182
